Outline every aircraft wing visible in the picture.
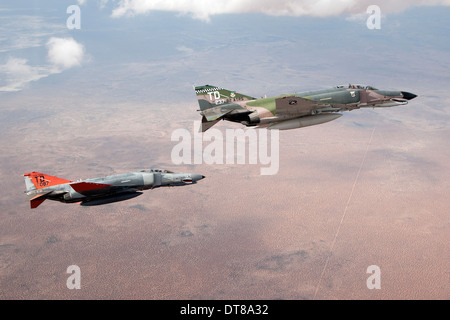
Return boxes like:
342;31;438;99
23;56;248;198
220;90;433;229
27;190;68;209
70;182;113;194
71;182;143;199
274;96;319;117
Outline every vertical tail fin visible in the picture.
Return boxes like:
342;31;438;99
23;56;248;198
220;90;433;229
194;85;255;108
194;85;255;131
23;172;72;191
24;174;37;193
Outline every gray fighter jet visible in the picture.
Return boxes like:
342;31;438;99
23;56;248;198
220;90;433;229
195;84;417;131
23;169;205;208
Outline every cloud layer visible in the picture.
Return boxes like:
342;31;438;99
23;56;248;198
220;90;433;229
0;58;49;92
111;0;450;21
0;37;85;92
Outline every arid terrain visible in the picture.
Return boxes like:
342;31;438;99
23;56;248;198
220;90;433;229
0;2;449;300
0;89;448;299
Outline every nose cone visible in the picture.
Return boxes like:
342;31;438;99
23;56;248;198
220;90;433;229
401;91;417;100
191;174;205;182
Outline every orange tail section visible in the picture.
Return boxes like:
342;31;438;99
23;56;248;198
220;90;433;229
23;172;72;190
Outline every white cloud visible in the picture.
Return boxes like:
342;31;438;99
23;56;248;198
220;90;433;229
110;0;450;21
46;37;85;71
0;57;50;92
176;45;194;55
0;37;86;92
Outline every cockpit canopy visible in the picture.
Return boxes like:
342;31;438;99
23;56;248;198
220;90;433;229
140;169;174;173
336;84;378;90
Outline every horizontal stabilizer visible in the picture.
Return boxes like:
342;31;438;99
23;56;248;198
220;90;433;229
201;104;236;122
31;198;46;209
29;193;51;209
201;116;221;132
195;84;255;132
70;182;112;192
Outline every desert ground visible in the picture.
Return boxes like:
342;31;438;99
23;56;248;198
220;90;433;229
0;87;448;299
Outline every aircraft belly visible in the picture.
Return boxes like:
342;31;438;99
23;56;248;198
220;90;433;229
80;192;143;206
64;190;86;202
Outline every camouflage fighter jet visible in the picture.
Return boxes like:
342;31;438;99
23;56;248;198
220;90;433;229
23;169;205;209
195;84;417;131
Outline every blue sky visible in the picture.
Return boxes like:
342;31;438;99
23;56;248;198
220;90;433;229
1;0;449;101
